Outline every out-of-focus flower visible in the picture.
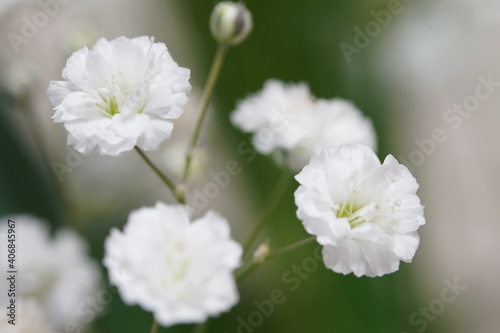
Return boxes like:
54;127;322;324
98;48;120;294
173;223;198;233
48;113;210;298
0;298;53;333
103;203;242;327
3;60;41;97
0;215;102;330
294;145;425;277
210;1;253;45
231;79;376;171
284;98;377;171
232;79;313;156
47;36;191;156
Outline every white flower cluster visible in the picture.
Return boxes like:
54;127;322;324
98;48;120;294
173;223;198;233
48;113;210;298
103;203;242;326
0;215;102;330
45;27;425;331
231;79;377;171
48;35;243;329
48;36;191;156
295;145;425;277
231;80;424;277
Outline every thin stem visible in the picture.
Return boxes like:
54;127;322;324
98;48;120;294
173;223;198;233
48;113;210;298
181;44;229;185
243;170;292;253
149;319;159;333
236;236;316;282
192;319;210;333
267;236;316;260
19;93;71;227
235;259;259;282
135;147;181;202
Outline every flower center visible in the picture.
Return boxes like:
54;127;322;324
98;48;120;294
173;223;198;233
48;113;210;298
335;200;372;229
95;73;148;117
160;241;192;289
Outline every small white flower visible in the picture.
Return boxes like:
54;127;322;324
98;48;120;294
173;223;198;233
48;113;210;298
231;79;376;171
47;36;191;156
285;98;377;171
294;145;425;277
231;79;313;156
103;203;242;327
0;215;102;330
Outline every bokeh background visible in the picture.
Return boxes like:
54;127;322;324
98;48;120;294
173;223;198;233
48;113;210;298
1;0;499;332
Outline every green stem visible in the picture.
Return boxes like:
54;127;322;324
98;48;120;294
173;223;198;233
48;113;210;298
135;147;182;202
235;260;259;282
267;236;316;260
236;236;316;282
181;43;229;186
149;319;159;333
19;93;72;227
243;170;292;253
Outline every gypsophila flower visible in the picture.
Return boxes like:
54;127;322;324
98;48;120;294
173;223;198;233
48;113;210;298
0;215;102;330
103;203;242;327
231;79;376;171
285;98;377;171
294;145;425;277
47;36;191;156
231;79;313;155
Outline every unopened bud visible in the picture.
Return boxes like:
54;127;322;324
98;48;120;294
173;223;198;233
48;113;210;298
253;240;270;264
175;183;188;201
210;2;253;46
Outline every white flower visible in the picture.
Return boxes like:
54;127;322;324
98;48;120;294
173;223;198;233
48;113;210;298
0;298;53;333
103;203;242;327
231;79;313;155
47;36;191;156
230;79;376;171
0;215;102;330
294;145;425;277
286;98;377;171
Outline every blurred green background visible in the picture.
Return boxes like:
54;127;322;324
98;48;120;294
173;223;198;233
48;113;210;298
0;0;448;332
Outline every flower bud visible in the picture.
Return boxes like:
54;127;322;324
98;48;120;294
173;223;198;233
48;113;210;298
253;240;270;264
210;2;253;46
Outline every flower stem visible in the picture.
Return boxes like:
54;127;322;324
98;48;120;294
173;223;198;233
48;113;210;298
236;236;316;282
181;43;229;186
149;319;159;333
135;147;182;202
243;170;293;254
267;236;316;260
235;259;260;282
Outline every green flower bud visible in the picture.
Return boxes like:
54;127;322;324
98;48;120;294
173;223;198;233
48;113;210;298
210;2;253;46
